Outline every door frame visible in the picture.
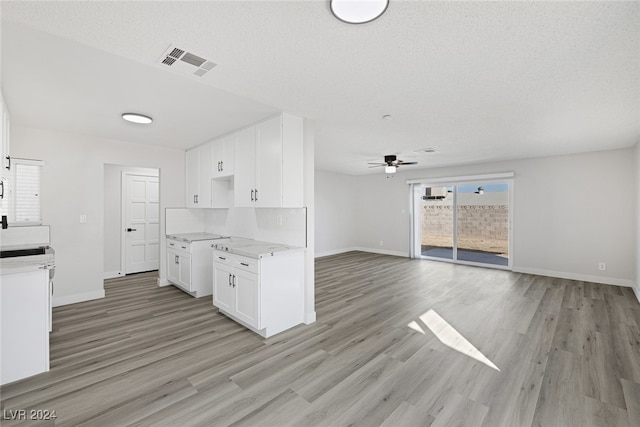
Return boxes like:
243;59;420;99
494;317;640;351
120;171;160;276
409;172;514;270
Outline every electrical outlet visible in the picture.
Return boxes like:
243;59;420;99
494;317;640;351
598;262;606;271
379;240;384;246
80;214;87;223
276;215;283;226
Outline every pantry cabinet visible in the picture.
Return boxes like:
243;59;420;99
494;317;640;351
212;249;304;337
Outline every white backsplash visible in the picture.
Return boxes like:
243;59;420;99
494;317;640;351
165;207;307;248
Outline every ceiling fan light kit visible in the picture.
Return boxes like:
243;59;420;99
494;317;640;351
369;154;417;174
330;0;389;24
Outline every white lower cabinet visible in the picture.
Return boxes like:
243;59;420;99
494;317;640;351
213;250;304;337
1;269;49;385
166;238;214;297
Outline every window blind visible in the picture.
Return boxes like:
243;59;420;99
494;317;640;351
0;158;43;224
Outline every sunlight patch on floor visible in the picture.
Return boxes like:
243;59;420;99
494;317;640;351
409;309;500;371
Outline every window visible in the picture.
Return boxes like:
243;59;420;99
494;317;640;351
1;158;44;225
410;173;513;269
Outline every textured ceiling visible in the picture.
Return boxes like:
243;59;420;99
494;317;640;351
2;1;639;175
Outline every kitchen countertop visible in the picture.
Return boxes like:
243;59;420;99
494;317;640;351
0;254;55;275
212;237;305;259
166;232;229;242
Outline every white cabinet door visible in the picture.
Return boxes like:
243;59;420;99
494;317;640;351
234;269;260;328
167;249;180;284
255;116;283;208
211;135;235;179
197;143;212;207
234;127;256;207
213;262;233;312
185;148;199;207
178;253;191;289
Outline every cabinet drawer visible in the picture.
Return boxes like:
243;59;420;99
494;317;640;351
234;256;258;273
168;239;190;253
213;251;232;264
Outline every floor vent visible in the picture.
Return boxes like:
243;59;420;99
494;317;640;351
157;44;216;77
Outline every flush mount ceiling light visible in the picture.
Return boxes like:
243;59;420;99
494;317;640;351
330;0;389;24
385;165;396;174
122;113;153;124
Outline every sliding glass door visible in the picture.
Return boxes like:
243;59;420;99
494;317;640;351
415;180;511;269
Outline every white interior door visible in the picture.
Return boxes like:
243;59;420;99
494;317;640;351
124;173;160;274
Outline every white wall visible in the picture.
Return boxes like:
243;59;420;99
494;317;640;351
318;147;637;287
103;164;158;278
636;142;640;300
314;170;359;257
11;125;184;306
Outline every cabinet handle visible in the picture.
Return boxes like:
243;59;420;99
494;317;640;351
0;181;3;199
228;274;232;286
181;246;187;250
5;156;10;171
240;262;249;267
254;189;258;202
221;161;224;171
169;242;175;246
217;161;221;172
175;255;179;264
251;189;254;201
232;275;236;288
218;256;226;260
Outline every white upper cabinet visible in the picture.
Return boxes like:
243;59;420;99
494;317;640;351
186;113;304;209
211;135;235;179
234;113;304;208
234;126;257;208
185;143;212;208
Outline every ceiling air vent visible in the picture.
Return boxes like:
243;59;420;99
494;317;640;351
157;44;217;77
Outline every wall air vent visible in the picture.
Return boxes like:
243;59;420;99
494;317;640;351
157;44;217;77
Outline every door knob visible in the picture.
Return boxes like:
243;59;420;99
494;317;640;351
126;228;137;232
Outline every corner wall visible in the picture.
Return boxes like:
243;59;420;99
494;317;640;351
636;142;640;301
315;170;359;257
11;125;184;306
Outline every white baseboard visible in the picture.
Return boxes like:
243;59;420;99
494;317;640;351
53;289;105;307
315;247;409;258
315;247;359;258
157;277;171;287
304;311;316;324
103;271;123;280
353;247;409;258
513;267;636;288
633;286;640;304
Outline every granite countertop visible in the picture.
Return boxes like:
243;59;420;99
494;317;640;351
0;254;55;275
166;232;229;242
212;237;305;259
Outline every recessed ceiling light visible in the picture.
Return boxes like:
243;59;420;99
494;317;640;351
415;148;437;153
122;113;153;124
330;0;389;24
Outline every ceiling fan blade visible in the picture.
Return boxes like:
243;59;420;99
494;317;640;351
367;162;386;166
368;164;385;168
398;161;418;165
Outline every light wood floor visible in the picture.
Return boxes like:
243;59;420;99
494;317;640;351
2;251;640;426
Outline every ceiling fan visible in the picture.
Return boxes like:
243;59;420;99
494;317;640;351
368;155;417;174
